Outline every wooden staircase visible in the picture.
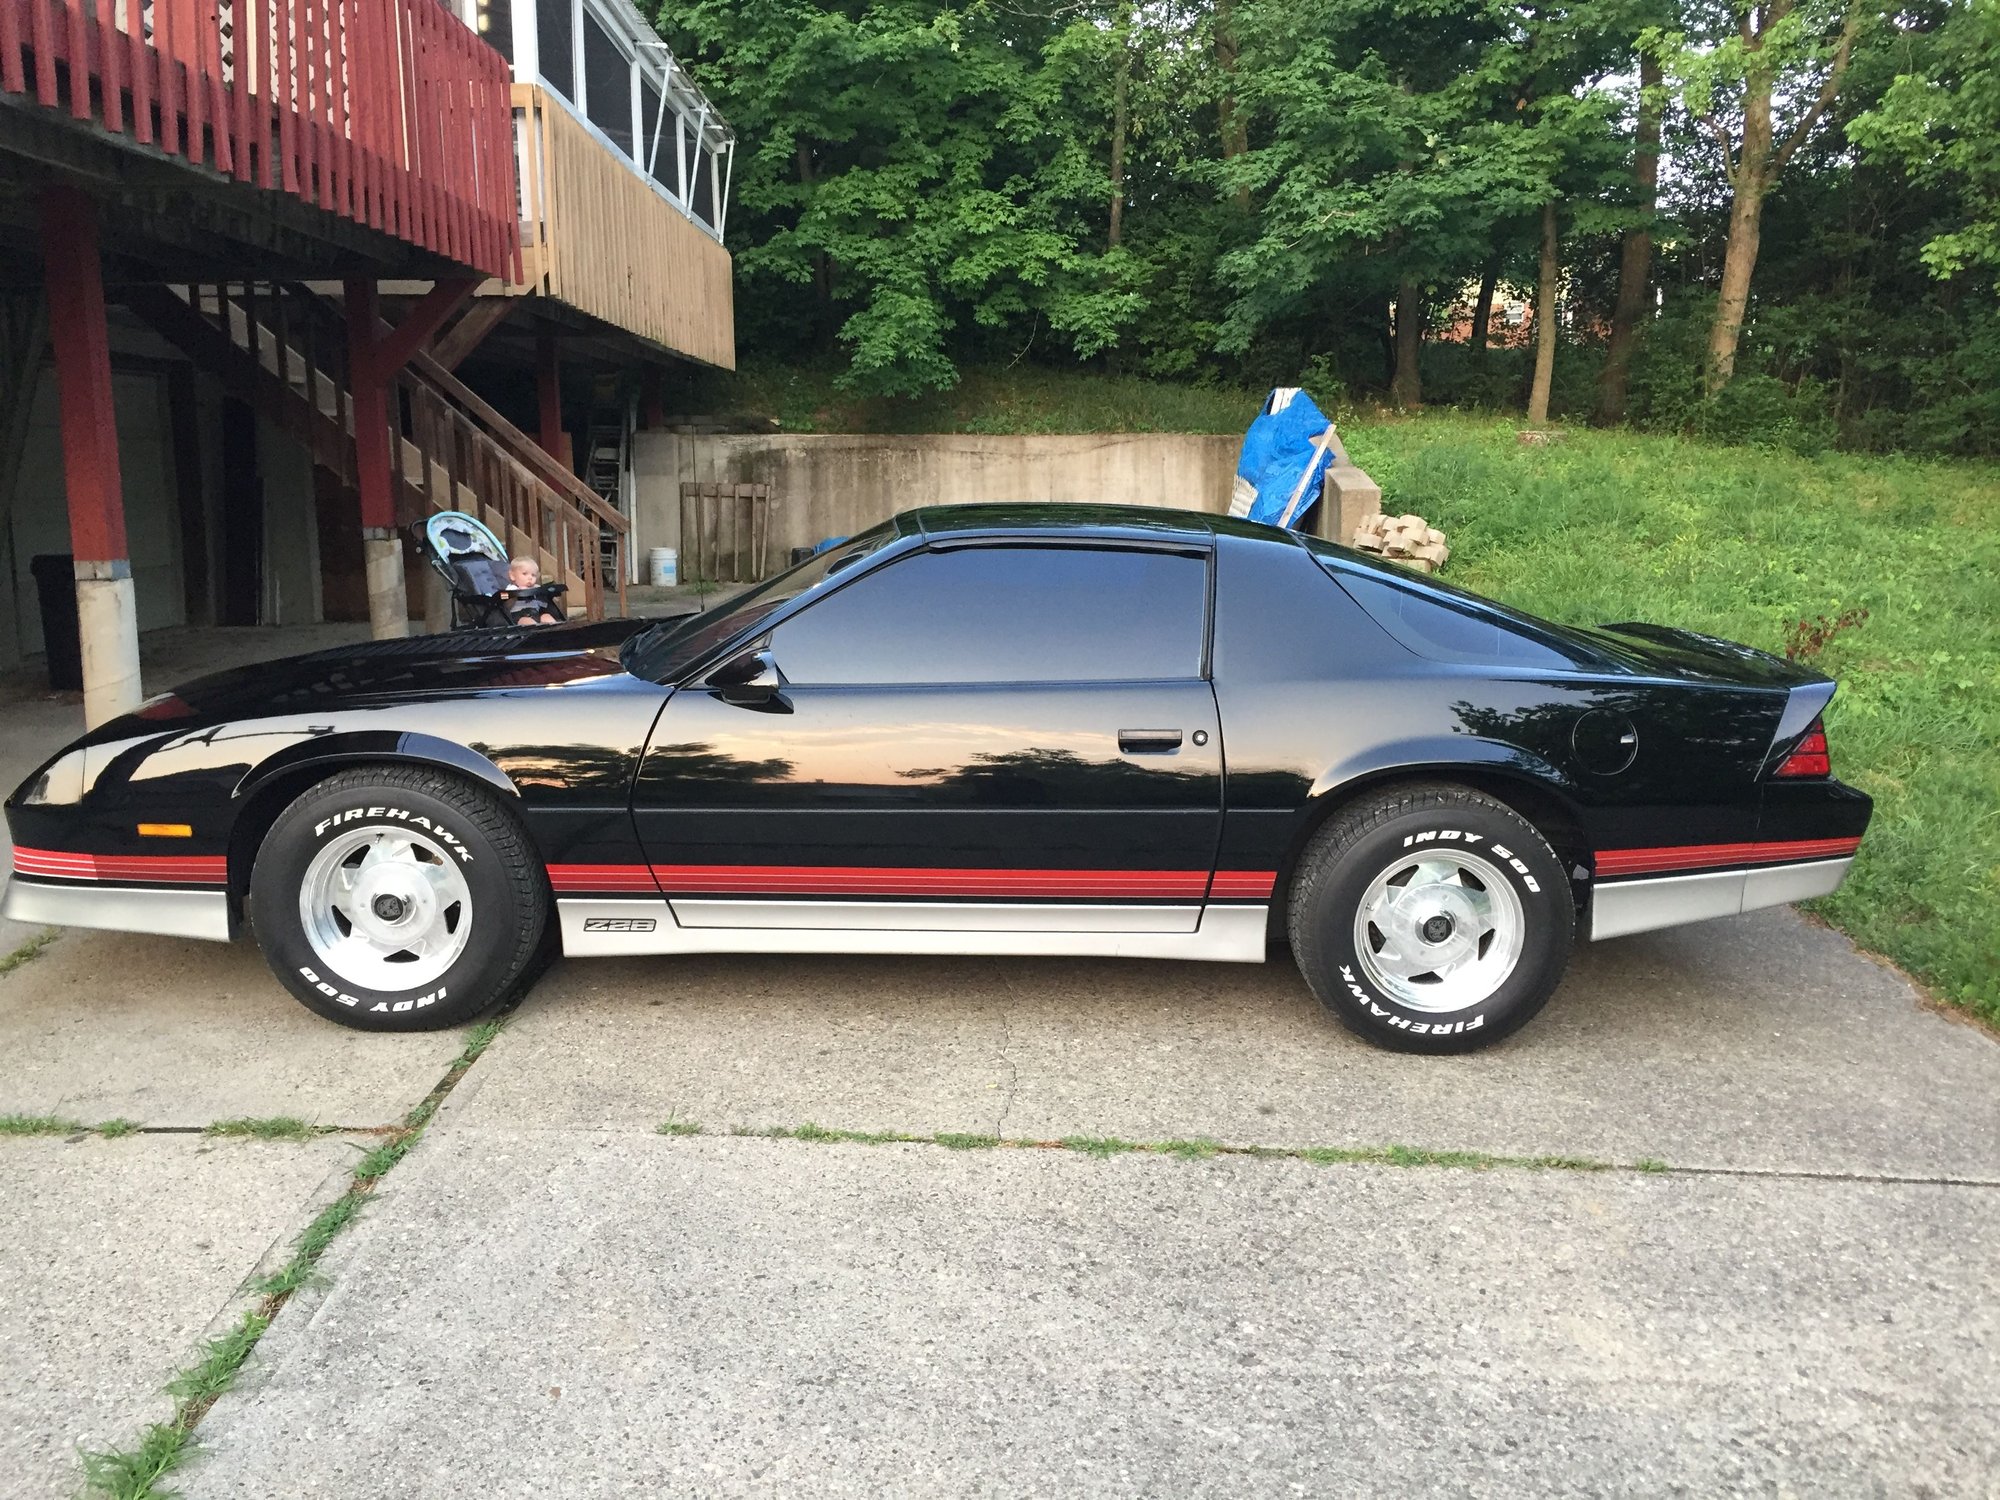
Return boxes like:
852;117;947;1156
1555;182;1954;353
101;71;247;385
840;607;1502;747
123;282;628;620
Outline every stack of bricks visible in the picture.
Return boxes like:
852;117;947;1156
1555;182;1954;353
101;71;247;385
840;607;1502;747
1351;512;1450;573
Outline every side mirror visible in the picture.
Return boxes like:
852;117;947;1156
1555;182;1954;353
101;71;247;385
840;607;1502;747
706;647;785;705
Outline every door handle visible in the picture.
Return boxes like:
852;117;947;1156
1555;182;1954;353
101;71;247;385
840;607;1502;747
1118;728;1184;754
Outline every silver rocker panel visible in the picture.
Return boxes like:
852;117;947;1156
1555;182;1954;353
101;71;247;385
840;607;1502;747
558;898;1267;963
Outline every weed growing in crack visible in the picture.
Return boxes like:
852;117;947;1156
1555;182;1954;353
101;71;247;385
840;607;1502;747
80;1423;186;1500
0;1115;147;1139
0;927;58;979
656;1115;703;1137
934;1133;999;1151
164;1313;270;1404
205;1117;328;1141
1060;1135;1142;1159
685;1122;1669;1176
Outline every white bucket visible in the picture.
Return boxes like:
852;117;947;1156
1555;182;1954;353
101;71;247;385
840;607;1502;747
648;547;678;587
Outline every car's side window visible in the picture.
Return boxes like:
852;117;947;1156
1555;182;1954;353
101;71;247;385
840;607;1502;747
767;545;1208;685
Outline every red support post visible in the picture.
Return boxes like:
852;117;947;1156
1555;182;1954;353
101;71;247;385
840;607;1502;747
344;278;393;532
41;185;141;723
101;0;127;136
535;327;564;463
125;0;150;144
41;187;127;563
29;0;56;106
0;0;24;96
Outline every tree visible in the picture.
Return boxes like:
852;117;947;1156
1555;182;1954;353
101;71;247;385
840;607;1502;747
1597;52;1664;421
1850;0;2000;284
1217;0;1565;406
1650;0;1866;393
659;1;1140;396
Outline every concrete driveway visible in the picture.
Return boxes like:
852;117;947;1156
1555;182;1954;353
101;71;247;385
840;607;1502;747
2;629;1997;1496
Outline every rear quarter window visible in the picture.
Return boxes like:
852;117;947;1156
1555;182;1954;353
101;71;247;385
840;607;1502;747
1331;570;1582;671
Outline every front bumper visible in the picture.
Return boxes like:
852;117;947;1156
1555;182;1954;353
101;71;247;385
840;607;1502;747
1;875;233;942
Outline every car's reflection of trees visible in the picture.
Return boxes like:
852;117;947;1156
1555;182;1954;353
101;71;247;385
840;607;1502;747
1449;685;1765;777
897;747;1212;807
632;742;798;793
494;744;654;795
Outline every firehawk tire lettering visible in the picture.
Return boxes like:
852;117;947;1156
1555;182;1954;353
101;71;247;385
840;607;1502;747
309;807;473;862
1289;783;1572;1055
253;767;545;1033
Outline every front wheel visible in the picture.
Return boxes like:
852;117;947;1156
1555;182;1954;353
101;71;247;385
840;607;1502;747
250;766;549;1031
1288;783;1573;1054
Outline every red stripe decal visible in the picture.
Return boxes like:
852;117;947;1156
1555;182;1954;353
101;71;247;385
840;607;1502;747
546;863;664;894
652;864;1213;899
12;847;227;885
1597;836;1862;879
1208;870;1277;899
546;864;1279;902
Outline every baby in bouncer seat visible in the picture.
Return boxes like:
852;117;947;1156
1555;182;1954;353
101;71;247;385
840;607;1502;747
505;557;563;625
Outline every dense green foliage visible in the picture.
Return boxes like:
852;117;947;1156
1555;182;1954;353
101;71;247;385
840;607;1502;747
660;0;2000;454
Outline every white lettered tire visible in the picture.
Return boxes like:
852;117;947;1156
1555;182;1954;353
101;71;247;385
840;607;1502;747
1288;783;1573;1053
250;766;548;1031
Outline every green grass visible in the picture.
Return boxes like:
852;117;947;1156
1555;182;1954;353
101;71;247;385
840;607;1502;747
1328;414;1999;1028
203;1117;328;1141
0;1114;144;1138
702;359;1265;436
0;927;59;978
683;1121;1658;1174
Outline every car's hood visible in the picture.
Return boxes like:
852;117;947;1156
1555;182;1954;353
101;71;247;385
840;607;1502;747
77;619;657;746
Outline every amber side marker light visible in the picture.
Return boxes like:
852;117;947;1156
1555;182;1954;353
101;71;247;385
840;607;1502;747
137;823;194;838
1774;720;1832;778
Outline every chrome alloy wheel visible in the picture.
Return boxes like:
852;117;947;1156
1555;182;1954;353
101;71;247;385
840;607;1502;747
298;827;472;991
1352;849;1525;1013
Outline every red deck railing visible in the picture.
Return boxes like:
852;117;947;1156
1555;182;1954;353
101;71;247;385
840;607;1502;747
1;0;519;282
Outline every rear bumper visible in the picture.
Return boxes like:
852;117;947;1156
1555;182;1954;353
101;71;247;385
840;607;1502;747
0;875;233;942
1590;856;1853;942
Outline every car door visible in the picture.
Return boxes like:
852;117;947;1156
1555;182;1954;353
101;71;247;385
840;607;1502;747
630;540;1223;933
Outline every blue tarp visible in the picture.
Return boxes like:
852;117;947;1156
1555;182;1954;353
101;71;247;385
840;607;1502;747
1231;388;1347;530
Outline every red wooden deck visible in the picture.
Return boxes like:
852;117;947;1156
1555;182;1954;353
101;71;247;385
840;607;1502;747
1;0;519;281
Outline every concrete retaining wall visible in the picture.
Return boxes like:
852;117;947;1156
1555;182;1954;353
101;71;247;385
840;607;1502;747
631;432;1243;566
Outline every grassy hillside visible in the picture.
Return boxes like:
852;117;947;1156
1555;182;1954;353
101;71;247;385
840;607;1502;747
1339;416;1999;1028
694;360;1264;434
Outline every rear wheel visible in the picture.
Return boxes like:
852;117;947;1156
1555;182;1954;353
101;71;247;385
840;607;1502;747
1288;783;1572;1053
249;766;548;1031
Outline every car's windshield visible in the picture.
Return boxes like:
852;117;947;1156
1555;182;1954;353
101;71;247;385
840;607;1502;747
622;523;899;683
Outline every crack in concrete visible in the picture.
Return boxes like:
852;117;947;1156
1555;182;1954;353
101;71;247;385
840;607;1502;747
991;981;1021;1140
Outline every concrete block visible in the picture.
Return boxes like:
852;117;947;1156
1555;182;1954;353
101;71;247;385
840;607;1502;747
1318;464;1382;549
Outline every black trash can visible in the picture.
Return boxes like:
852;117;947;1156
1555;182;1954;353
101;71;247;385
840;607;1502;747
29;553;82;692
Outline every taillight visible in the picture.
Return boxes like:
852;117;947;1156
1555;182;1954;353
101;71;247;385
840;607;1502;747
1775;719;1831;778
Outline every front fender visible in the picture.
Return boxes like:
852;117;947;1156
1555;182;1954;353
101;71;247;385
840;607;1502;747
232;730;520;803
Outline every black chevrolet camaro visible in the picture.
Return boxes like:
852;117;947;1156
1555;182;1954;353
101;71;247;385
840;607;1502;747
2;505;1870;1053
